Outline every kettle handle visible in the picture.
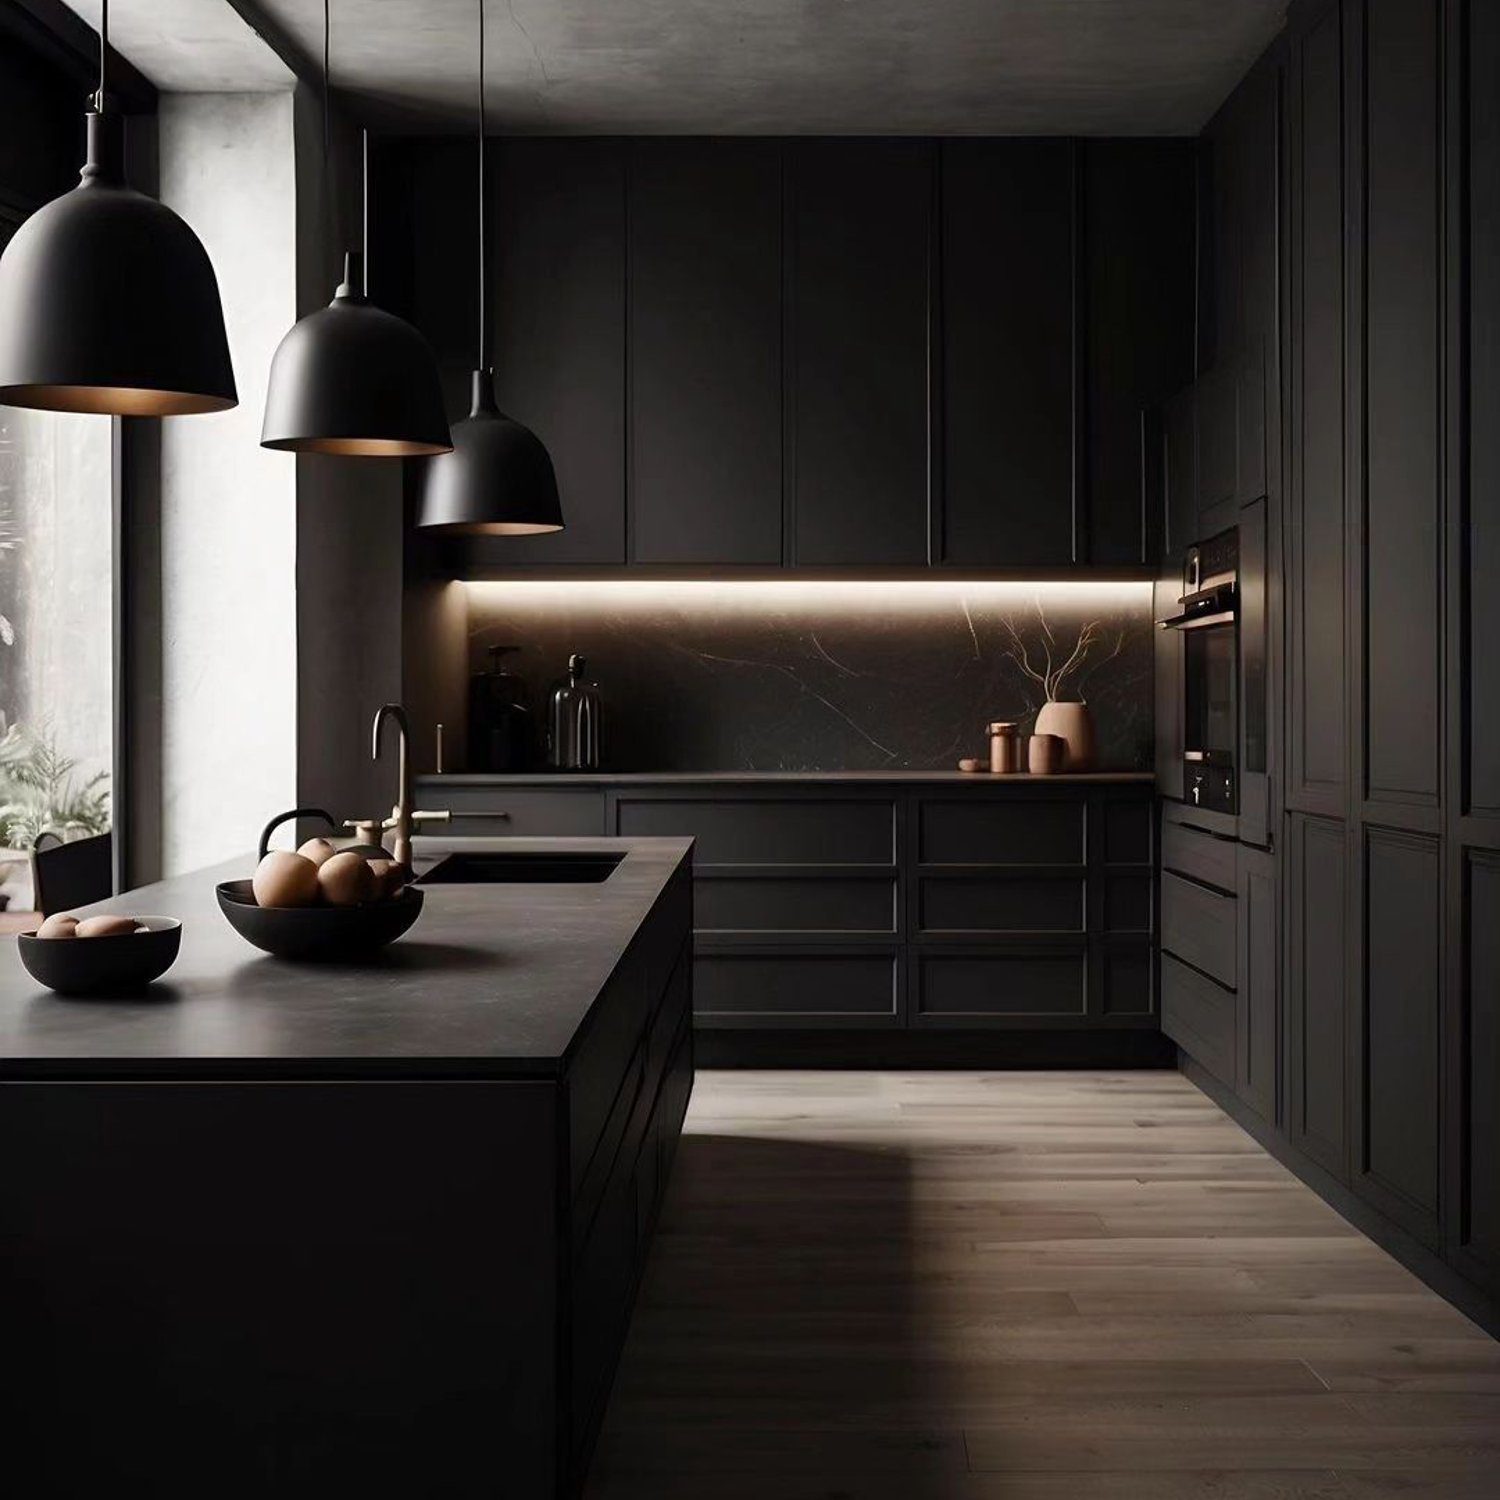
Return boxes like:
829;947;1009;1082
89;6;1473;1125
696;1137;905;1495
258;807;336;861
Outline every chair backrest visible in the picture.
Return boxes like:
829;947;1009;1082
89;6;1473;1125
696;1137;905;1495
31;831;113;917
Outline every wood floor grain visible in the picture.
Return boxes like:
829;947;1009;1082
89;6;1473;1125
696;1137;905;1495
585;1071;1500;1500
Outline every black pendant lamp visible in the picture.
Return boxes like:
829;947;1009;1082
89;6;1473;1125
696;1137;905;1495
416;0;562;533
261;1;449;456
0;1;236;416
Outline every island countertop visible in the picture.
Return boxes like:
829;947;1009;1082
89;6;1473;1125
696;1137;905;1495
0;836;693;1080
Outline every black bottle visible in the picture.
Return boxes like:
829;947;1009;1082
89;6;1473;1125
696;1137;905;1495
467;645;534;772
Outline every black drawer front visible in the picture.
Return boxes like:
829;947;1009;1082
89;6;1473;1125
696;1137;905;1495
1161;817;1237;893
1161;952;1235;1084
694;952;899;1022
1161;870;1237;988
615;796;895;865
917;797;1085;865
915;950;1087;1021
1104;873;1154;934
695;875;898;934
1103;950;1154;1017
916;874;1085;934
433;787;605;838
1104;799;1153;864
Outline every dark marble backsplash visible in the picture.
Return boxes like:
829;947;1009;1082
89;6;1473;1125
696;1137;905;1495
463;581;1155;773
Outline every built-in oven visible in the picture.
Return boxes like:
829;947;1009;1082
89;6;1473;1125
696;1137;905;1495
1157;528;1238;814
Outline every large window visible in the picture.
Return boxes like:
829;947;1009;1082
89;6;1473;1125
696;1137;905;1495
0;235;114;917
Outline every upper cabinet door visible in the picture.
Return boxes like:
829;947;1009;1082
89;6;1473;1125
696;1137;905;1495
489;139;627;566
787;141;931;567
1082;140;1197;565
628;140;783;564
939;140;1077;568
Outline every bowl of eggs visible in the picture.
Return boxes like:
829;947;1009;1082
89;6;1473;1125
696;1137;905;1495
216;818;423;961
18;913;183;995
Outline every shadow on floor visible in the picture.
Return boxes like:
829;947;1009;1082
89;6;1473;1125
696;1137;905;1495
586;1131;965;1500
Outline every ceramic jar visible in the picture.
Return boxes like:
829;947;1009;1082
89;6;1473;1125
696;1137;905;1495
987;721;1019;774
1032;700;1096;771
1028;733;1065;775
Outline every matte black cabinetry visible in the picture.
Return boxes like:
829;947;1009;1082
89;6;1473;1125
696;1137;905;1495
1083;141;1198;564
490;140;628;567
1166;0;1499;1330
786;141;931;566
627;140;784;564
0;865;694;1499
1286;0;1347;818
1453;0;1500;1303
375;139;629;573
939;140;1076;566
419;778;1157;1037
1236;842;1277;1124
380;133;1194;576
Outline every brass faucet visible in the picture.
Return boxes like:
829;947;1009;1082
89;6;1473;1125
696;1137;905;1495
346;703;450;866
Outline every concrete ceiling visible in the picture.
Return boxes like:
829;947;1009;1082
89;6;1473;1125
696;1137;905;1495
63;0;295;93
72;0;1286;136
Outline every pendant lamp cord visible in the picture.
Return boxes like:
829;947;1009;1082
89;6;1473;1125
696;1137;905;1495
322;0;340;290
478;0;489;371
95;0;107;109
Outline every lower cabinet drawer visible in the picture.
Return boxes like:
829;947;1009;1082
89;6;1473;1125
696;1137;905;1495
1161;952;1235;1084
1161;870;1237;988
1162;816;1238;893
615;795;895;865
695;875;897;935
430;786;605;837
914;950;1087;1023
694;951;900;1025
916;874;1085;934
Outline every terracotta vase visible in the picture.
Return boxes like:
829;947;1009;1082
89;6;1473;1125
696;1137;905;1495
1033;700;1096;772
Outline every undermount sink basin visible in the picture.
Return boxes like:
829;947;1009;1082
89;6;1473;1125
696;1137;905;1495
416;851;624;885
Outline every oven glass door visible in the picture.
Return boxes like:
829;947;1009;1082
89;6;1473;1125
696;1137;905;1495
1183;620;1237;765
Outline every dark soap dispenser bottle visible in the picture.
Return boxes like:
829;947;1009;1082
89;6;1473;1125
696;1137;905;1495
548;653;601;771
468;645;534;772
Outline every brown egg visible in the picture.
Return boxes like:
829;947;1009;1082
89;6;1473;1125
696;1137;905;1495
366;858;405;901
36;913;79;939
252;850;320;908
317;850;376;907
75;914;142;938
296;837;338;868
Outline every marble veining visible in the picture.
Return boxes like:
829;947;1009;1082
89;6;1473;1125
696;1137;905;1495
465;583;1155;773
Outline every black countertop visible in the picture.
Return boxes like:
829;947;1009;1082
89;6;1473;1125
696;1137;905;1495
0;837;691;1080
419;770;1155;786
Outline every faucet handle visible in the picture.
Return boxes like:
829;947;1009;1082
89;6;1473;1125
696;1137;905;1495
411;809;451;826
343;818;387;847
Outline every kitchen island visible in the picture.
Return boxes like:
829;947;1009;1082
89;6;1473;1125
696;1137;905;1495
0;836;694;1499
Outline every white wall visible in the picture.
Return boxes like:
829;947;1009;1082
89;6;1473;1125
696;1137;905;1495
157;93;298;874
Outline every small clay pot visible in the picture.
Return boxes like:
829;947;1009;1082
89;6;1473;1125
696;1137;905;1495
1027;733;1065;775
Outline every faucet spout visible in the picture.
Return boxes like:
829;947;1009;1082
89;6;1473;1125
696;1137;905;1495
367;703;448;866
372;703;413;860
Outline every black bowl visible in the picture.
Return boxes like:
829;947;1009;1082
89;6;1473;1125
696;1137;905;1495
215;880;423;961
18;917;182;995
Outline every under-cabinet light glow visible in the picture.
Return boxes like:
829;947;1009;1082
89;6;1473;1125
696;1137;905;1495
462;578;1152;616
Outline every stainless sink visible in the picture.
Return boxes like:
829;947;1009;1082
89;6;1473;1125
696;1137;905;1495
415;851;623;885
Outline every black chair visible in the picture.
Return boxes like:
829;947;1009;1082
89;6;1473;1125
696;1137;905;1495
31;831;113;917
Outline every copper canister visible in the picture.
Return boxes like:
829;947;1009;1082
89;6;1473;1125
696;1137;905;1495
987;721;1019;774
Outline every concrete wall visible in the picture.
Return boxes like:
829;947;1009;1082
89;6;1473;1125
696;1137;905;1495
157;92;299;873
143;86;407;874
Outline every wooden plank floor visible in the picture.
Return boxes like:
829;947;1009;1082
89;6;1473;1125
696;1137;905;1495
586;1070;1500;1500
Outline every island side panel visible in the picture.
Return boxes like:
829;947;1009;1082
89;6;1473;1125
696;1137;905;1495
0;1078;559;1497
563;863;695;1491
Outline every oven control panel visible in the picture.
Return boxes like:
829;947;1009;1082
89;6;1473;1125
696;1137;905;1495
1186;762;1236;814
